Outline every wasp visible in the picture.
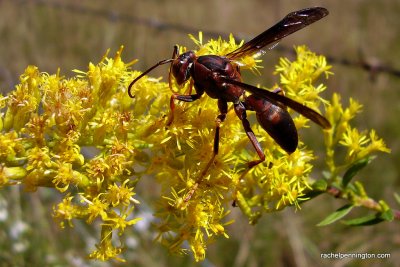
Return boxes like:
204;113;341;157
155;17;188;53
128;7;331;168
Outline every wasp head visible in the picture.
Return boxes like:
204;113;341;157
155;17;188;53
171;51;196;85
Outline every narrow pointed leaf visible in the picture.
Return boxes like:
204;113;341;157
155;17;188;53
342;156;375;187
342;214;384;226
317;204;354;226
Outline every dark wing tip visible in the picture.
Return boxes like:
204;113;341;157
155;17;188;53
316;7;329;17
295;7;329;20
295;7;329;16
317;115;332;129
285;7;329;26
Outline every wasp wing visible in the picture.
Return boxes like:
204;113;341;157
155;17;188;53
225;7;329;60
220;77;331;129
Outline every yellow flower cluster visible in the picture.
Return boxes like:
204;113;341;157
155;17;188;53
0;33;390;262
324;93;390;177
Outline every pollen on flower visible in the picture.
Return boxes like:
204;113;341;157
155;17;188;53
53;195;82;228
103;211;141;235
26;147;52;171
53;163;76;192
82;196;109;223
105;179;136;207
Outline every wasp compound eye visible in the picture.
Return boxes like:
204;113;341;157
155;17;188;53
171;51;196;85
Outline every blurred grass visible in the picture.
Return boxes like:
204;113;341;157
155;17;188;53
0;0;399;266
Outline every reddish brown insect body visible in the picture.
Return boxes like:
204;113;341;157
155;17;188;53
128;7;331;168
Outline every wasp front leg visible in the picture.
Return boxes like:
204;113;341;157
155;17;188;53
167;86;204;126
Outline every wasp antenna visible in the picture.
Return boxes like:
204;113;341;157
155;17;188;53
128;58;175;98
168;45;180;92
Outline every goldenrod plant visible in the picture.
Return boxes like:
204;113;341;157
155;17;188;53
0;33;396;262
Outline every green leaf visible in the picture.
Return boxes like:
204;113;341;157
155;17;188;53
342;214;384;226
342;156;376;187
317;204;354;226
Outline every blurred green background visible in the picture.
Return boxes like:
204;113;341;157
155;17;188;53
0;0;399;266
